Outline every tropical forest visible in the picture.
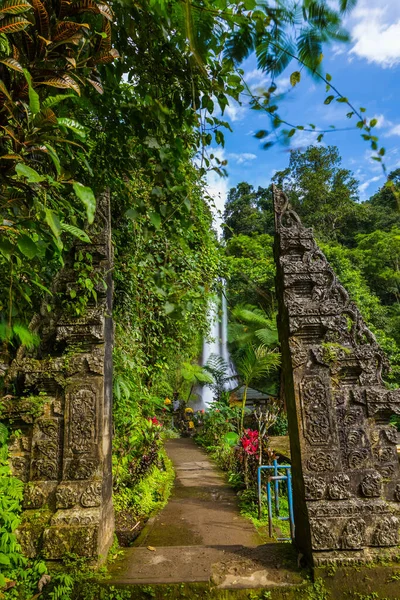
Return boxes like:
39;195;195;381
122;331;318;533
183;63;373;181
1;0;400;598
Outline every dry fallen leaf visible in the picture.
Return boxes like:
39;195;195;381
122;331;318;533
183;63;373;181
147;546;156;552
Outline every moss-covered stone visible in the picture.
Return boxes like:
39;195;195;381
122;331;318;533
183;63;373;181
17;508;53;557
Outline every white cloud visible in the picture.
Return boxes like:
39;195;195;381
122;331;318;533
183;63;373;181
289;130;324;149
225;100;247;122
371;114;389;129
385;124;400;137
228;152;257;165
349;1;400;67
359;175;382;195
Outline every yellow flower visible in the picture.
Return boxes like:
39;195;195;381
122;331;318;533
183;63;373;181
164;398;171;405
188;421;195;428
185;407;193;413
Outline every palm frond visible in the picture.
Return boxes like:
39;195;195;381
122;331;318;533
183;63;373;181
256;30;295;77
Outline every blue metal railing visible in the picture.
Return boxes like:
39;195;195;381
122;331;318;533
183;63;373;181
257;460;295;541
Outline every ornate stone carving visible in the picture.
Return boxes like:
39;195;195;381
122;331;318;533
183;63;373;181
56;485;79;509
341;519;366;549
380;464;395;479
360;473;382;498
307;452;335;472
23;485;44;509
301;376;332;446
32;458;58;481
394;484;400;502
304;477;326;500
11;456;30;482
372;517;399;546
310;519;337;550
328;474;350;500
68;388;97;453
81;482;102;508
274;185;400;564
67;458;97;480
51;508;100;526
348;449;369;470
31;418;60;481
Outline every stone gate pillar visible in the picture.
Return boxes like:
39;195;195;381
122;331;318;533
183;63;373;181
3;191;114;561
274;186;400;566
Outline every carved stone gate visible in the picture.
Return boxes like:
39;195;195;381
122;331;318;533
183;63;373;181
274;187;400;565
3;191;114;561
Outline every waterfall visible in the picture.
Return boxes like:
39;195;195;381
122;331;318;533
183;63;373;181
191;288;236;411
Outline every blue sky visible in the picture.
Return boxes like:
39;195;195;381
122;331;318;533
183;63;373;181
208;0;400;223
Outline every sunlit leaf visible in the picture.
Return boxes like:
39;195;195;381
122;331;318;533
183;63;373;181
72;182;96;223
15;163;45;182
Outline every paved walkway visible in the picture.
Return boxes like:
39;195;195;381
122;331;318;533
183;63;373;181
109;438;303;589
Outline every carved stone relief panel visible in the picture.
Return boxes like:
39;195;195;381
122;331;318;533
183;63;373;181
30;418;60;481
68;387;98;453
300;376;333;446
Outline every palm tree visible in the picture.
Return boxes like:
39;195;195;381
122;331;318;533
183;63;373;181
228;304;279;349
234;345;281;431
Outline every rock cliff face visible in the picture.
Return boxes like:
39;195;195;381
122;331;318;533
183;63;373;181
274;186;400;565
3;190;114;561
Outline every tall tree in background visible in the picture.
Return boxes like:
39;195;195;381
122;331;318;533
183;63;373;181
272;145;359;241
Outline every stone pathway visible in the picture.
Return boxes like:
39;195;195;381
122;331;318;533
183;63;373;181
108;438;304;590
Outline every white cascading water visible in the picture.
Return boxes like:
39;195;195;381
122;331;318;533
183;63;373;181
191;288;236;410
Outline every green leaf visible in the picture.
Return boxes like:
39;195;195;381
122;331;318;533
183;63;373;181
224;432;239;447
57;117;86;139
12;323;40;349
287;128;296;138
44;208;62;245
183;197;191;212
0;553;10;565
164;302;175;314
72;182;96;224
324;95;334;105
149;212;161;229
23;69;40;115
126;208;139;220
0;239;14;258
370;118;378;128
42;94;76;109
17;234;38;258
379;147;386;156
290;71;301;87
43;143;61;175
60;222;91;243
15;163;45;182
326;73;332;82
254;130;268;139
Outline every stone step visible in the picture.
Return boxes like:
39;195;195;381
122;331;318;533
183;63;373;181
107;543;304;589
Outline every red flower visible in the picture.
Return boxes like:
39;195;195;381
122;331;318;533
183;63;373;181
148;417;161;426
240;429;259;456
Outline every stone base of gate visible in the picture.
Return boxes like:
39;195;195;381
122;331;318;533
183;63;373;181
315;563;400;599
